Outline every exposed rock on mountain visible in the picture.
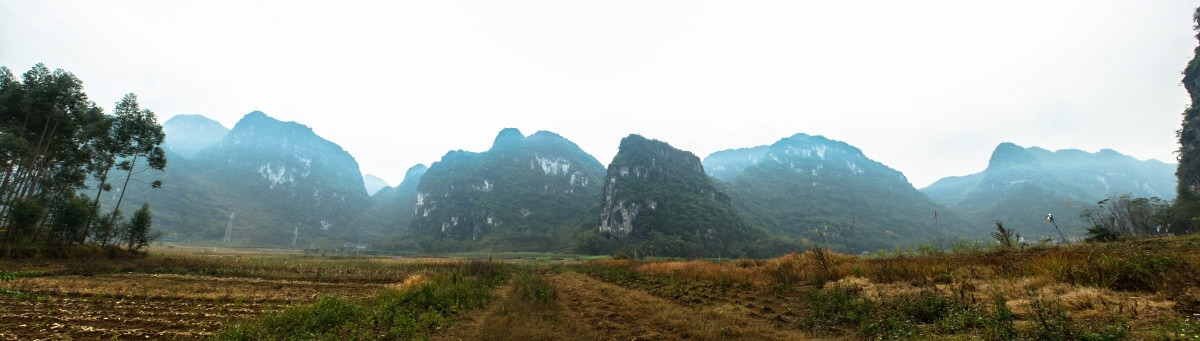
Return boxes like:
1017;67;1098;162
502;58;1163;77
409;128;606;252
595;134;763;257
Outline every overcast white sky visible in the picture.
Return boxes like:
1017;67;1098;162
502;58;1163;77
1;1;1195;187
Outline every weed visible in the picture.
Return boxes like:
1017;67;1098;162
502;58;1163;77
0;270;43;298
1028;295;1129;340
512;268;556;306
803;285;872;331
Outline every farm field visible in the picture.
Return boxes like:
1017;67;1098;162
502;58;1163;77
3;237;1200;340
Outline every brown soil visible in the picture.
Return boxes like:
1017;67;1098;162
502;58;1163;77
0;273;382;340
545;271;811;340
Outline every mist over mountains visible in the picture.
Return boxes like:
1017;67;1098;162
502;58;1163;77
705;134;977;251
921;142;1176;239
130;112;1178;255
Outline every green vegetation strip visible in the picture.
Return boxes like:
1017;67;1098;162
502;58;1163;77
218;261;509;340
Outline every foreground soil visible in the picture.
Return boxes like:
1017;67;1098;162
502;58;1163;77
0;273;381;340
3;236;1200;339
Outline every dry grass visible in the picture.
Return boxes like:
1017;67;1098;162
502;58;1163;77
390;273;432;292
0;247;499;339
7;273;380;303
631;250;866;289
576;235;1200;339
547;271;810;340
638;260;766;286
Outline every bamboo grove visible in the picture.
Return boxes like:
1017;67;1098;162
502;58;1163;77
0;63;166;254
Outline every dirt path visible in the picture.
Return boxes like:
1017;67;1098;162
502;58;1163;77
547;271;812;340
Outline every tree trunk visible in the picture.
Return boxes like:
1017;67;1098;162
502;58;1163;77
82;167;110;243
109;153;139;228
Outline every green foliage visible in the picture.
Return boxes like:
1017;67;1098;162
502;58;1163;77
219;261;508;340
1086;224;1122;242
0;270;43;298
1081;194;1171;238
106;93;167;228
802;285;1020;339
0;64;166;254
803;286;873;331
4;198;43;243
1052;253;1181;292
49;194;92;245
122;203;158;252
512;268;556;306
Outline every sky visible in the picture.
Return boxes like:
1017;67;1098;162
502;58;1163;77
1;1;1196;188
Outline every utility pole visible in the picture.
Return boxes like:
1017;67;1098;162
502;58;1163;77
224;212;235;244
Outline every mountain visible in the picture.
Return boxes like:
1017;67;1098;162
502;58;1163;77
587;134;764;258
351;164;427;244
922;143;1177;238
407;128;606;252
704;145;769;182
705;133;975;252
362;174;389;195
97;111;370;247
161;114;229;158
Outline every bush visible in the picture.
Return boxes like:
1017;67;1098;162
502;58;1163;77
1086;225;1122;243
4;199;44;243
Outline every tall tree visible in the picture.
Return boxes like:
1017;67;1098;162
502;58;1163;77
0;64;106;239
106;94;166;228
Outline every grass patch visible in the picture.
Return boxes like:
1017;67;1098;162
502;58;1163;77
218;260;509;340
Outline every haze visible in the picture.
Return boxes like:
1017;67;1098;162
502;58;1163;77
1;1;1194;187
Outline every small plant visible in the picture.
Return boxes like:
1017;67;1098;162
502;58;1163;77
0;270;43;298
992;221;1020;249
804;285;872;331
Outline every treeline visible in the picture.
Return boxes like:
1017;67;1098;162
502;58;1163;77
0;63;165;256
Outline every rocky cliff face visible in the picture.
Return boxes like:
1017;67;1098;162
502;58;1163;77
97;111;371;246
598;135;762;257
350;164;427;242
922;143;1176;238
195;111;370;243
410;128;605;251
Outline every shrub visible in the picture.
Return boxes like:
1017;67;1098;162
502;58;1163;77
1086;225;1122;243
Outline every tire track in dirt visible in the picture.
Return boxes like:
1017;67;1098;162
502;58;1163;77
548;271;812;340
